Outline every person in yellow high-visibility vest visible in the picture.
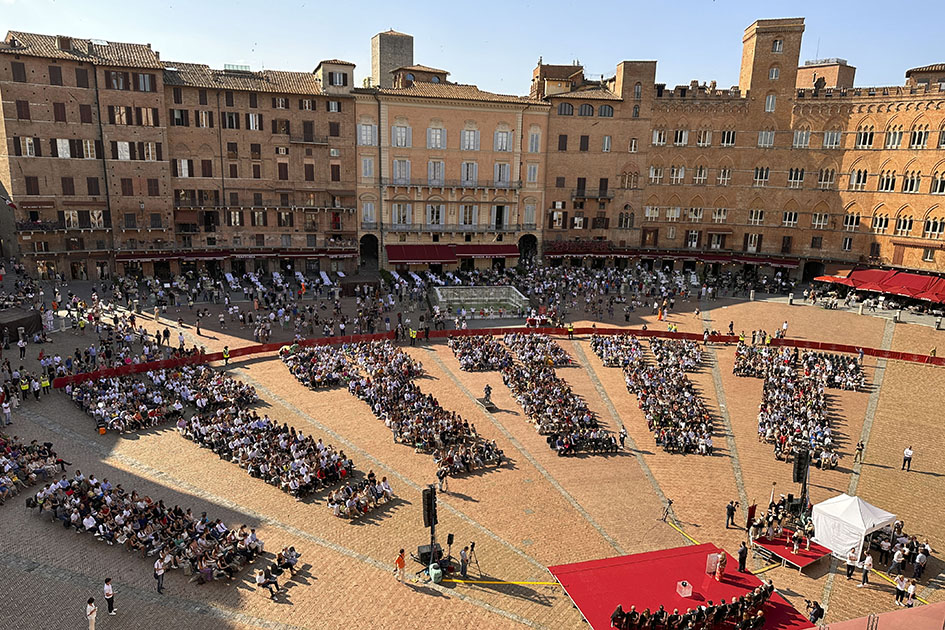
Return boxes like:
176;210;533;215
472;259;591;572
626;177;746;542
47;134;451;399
40;375;51;394
223;346;230;365
409;328;417;346
20;377;30;401
567;323;574;340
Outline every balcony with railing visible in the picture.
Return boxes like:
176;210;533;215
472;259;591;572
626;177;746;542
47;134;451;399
17;220;66;231
289;135;329;145
386;222;525;233
382;178;522;190
571;188;615;200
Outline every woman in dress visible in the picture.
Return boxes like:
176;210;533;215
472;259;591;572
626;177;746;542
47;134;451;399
715;551;727;582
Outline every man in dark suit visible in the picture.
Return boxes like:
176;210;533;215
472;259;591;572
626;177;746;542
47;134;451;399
738;541;749;572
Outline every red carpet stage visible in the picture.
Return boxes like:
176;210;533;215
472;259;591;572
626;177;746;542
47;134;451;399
548;544;813;630
754;530;832;571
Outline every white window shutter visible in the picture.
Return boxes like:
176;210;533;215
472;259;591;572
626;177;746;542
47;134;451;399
494;162;500;183
472;162;478;182
391;126;396;146
494;130;500;151
406;126;412;148
474;130;480;151
426;204;432;224
440;129;447;149
406;204;413;224
428;161;435;182
472;206;479;225
426;128;433;149
405;160;411;181
491;206;498;227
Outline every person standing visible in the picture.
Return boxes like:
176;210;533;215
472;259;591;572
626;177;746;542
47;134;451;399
86;597;97;630
725;501;737;529
902;446;914;471
154;556;166;593
103;578;116;615
857;552;873;587
846;547;858;579
894;574;908;606
223;346;230;366
460;546;470;578
737;542;748;573
2;398;10;426
394;549;406;584
854;441;864;463
889;546;905;575
714;551;727;582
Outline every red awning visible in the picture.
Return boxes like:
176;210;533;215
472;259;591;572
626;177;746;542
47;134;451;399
813;275;855;287
453;244;520;258
848;269;898;292
917;278;945;303
385;244;458;264
879;271;937;298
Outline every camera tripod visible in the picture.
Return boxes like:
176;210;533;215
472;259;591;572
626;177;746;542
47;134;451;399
469;541;482;576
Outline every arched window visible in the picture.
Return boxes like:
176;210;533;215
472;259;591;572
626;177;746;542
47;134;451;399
578;104;594;116
431;76;440;84
632;105;639;118
633;83;642;99
598;104;614;117
405;73;415;82
557;102;573;116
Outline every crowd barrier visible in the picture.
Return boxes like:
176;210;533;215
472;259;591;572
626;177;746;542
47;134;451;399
52;326;943;389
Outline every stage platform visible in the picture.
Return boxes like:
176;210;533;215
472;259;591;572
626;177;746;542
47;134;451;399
754;530;832;571
548;544;813;630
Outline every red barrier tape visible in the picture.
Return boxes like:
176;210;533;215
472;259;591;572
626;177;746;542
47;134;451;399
52;326;943;389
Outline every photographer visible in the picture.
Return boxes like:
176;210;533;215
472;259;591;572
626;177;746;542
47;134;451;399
726;500;740;529
806;600;824;624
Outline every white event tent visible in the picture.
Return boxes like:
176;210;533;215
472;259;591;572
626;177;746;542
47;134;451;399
811;494;896;559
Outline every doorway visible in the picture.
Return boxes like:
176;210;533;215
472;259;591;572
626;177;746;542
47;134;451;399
518;234;537;267
360;234;379;270
802;260;825;282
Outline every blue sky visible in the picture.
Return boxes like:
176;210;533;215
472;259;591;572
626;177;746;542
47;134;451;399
2;0;943;94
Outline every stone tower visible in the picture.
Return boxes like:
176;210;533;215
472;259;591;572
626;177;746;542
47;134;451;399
371;29;413;88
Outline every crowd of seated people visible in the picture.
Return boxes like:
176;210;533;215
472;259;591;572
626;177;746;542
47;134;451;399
800;351;864;391
344;342;504;473
597;335;713;455
734;344;837;464
280;344;360;388
0;434;66;505
447;336;513;372
29;470;263;585
327;473;395;518
502;333;572;367
179;407;353;500
67;365;257;433
610;579;776;629
501;336;616;455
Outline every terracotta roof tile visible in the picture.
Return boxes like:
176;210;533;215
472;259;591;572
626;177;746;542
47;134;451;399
906;63;945;77
375;81;542;104
162;62;323;95
395;64;449;75
1;31;162;68
318;59;355;66
552;87;622;101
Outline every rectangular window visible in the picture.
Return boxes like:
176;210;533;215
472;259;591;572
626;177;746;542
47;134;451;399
87;177;100;196
629;138;638;153
842;237;853;251
25;176;40;195
116;141;130;161
757;130;774;147
692;165;707;184
11;61;26;82
843;214;861;231
688;207;704;221
686;230;700;248
328;121;340;137
428;160;445;185
720;130;736;146
648;166;663;184
48;65;62;85
196;110;211;128
924;248;936;262
16;100;30;120
494;162;511;184
579;135;589;152
528;132;541;153
696;130;711;147
810;236;823;250
670;166;685;185
494;130;511;152
61;177;75;196
651;129;666;146
712;208;727;223
764;94;776;112
461;161;478;185
855;128;874;149
358;123;378;146
602;135;612;153
644;206;660;221
75;68;89;88
782;211;798;227
781;236;792;254
787;168;805;188
120;178;134;196
460;129;480;151
673;129;689;146
223;112;240;129
328;71;347;86
362;157;374;178
278;162;289;180
171;109;188;126
392;125;410;147
300;98;315;111
665;207;681;222
748;209;765;226
811;213;829;229
753;167;769;187
392;159;411;184
717;168;732;186
147;178;159;196
818;169;836;190
327;101;341;113
526;163;539;183
558;134;568;151
57;138;71;158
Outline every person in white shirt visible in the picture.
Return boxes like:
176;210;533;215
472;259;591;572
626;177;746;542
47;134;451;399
103;578;116;615
857;552;873;587
154;557;166;594
2;400;11;425
902;446;914;471
86;597;97;630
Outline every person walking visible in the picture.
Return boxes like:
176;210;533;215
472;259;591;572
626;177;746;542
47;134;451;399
86;597;97;630
737;542;748;573
103;578;116;615
902;446;914;471
223;346;230;366
889;546;905;575
846;547;858;580
154;556;166;593
394;549;406;584
857;552;873;587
